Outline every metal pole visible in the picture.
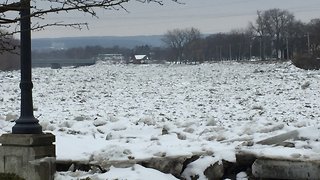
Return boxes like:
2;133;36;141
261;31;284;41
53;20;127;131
307;33;310;54
238;43;241;61
229;44;232;60
286;37;289;60
249;43;252;60
219;46;222;61
12;0;42;134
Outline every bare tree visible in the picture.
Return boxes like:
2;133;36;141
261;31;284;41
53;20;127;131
249;11;269;60
185;38;206;64
0;29;20;70
184;27;201;63
286;20;306;57
307;18;320;56
0;36;19;70
251;9;295;59
162;27;201;63
162;28;185;63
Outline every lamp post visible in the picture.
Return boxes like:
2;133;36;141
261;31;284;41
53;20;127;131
1;1;54;178
229;44;232;60
307;33;310;54
12;0;42;134
286;37;289;60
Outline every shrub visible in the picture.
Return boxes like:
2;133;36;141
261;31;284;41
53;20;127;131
0;51;20;71
292;53;320;70
0;34;20;71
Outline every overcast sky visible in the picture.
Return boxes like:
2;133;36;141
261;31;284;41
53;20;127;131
32;0;320;38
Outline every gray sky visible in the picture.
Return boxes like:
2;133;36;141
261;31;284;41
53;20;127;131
32;0;320;38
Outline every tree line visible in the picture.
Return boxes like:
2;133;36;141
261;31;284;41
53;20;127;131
1;8;320;70
33;8;320;65
163;8;320;64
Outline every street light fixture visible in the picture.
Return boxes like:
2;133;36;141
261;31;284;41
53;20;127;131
12;0;42;134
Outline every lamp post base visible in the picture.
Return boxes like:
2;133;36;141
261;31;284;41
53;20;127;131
12;117;42;134
0;133;55;180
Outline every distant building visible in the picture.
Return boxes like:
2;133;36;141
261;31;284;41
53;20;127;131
131;55;149;64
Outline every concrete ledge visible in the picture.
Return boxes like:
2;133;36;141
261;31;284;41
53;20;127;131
252;158;320;179
0;133;55;146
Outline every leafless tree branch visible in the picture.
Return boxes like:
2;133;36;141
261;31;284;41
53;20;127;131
0;0;184;52
0;0;183;31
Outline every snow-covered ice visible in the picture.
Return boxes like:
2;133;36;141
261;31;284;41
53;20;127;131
1;61;320;179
